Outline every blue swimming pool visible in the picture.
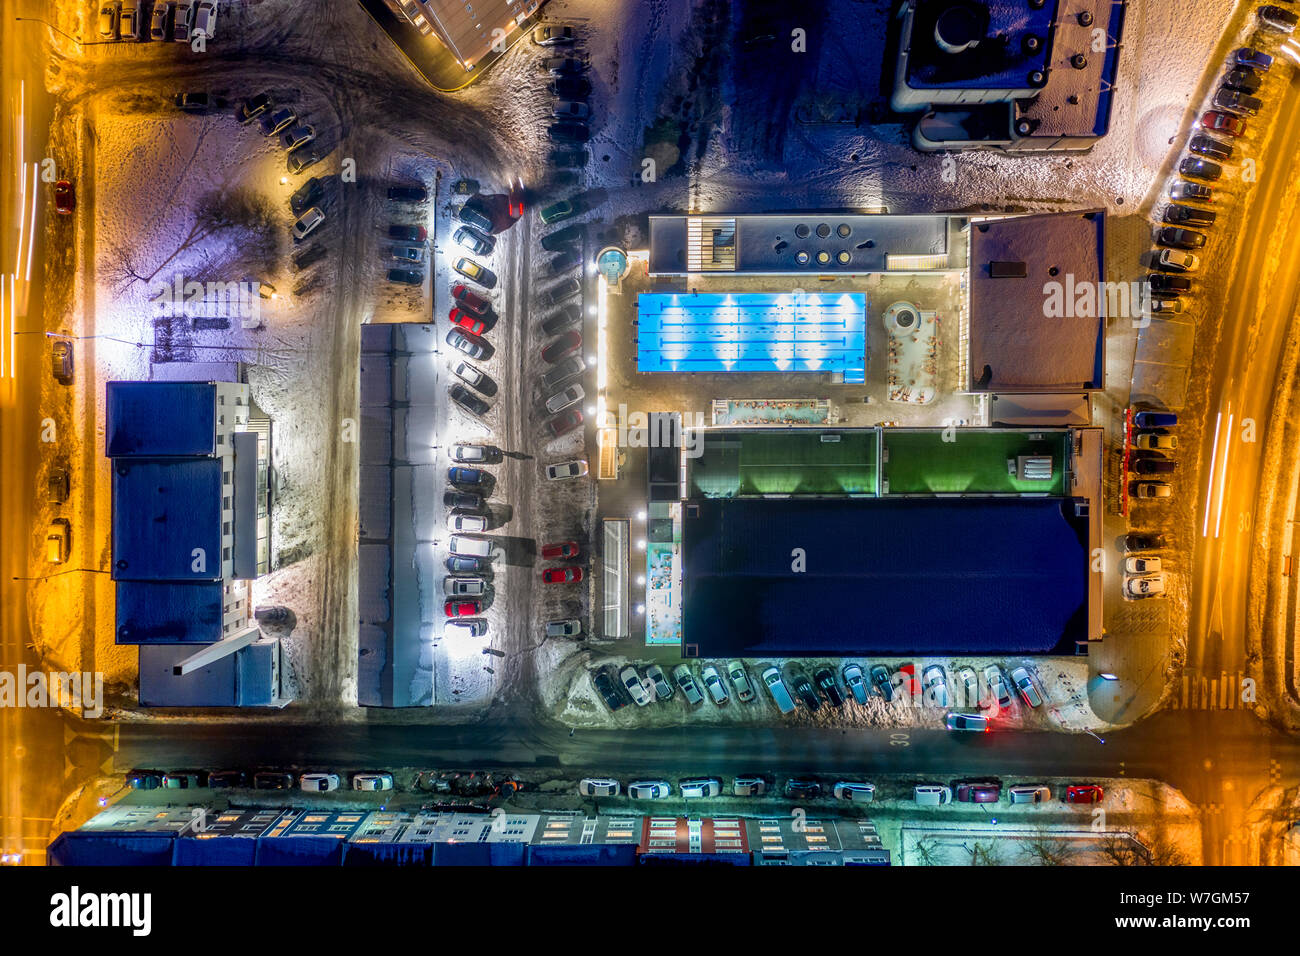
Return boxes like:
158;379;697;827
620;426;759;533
637;292;867;381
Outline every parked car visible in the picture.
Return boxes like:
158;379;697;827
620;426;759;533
161;771;205;789
870;664;895;701
542;304;582;337
1200;110;1246;137
673;664;704;705
726;661;755;702
579;778;619;797
192;0;216;36
171;0;194;40
627;781;671;799
542;566;582;584
1010;667;1042;707
680;778;722;798
449;308;487;335
457;201;494;233
533;23;575;45
958;667;978;707
446;512;488;533
548;249;581;275
620;666;651;706
128;770;162;790
1148;273;1192;295
1009;784;1052;804
788;669;820;711
51;341;73;384
390;224;428;242
733;777;766;797
833;782;876;804
1189;134;1233;161
700;665;730;705
352;773;394;791
300;772;340;792
955;781;1001;803
444;619;486;639
1065;784;1105;804
542;56;585;74
1135;411;1178;429
1134;481;1172;499
546;408;583;438
280;124;316;151
840;663;868;704
263;107;295;136
1124;555;1162;574
292;206;325;240
451;283;491;316
541;223;584;251
1213;87;1262;115
541;541;579;560
443;490;484;511
540;276;581;306
545;618;582;638
449;383;490;415
544;385;585;415
48;466;70;504
1133;454;1175;474
1157;226;1207;250
984;665;1012;710
150;1;172;40
1136;431;1177;450
253;771;295;790
98;2;120;39
1150;297;1186;315
454;225;495;256
452;361;487;392
547;122;590;143
1122;532;1165;551
387;184;428;202
444;599;481;618
453;257;496;288
1164;203;1216;227
553;100;590;121
921;665;948;707
785;779;822;799
541;330;582;364
1178;155;1222;181
53;179;75;215
542;355;586;389
549;76;591;98
592;669;625;711
644;664;674;700
1222;67;1263;94
387;269;422;285
1125;573;1166;598
1258;4;1299;34
207;770;247;789
545;457;587;479
813;668;844;707
290;177;324;214
914;784;952;806
1235;47;1273;72
446;554;487;573
237;91;272;125
1157;249;1199;273
548;149;588;169
446;328;488;360
761;666;797;714
450;444;490;463
946;712;989;732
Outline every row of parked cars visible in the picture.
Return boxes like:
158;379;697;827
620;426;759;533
128;769;394;791
1129;409;1180;501
533;25;593;148
576;775;1104;806
382;181;430;285
443;442;502;635
97;0;215;42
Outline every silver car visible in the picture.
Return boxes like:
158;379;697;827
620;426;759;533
579;778;619;797
984;665;1012;710
672;664;704;705
620;666;651;707
761;666;796;714
443;576;486;597
1009;784;1052;804
733;776;766;796
1010;667;1043;707
700;665;729;705
726;661;755;702
841;663;868;704
644;664;674;701
627;780;671;799
679;777;721;798
545;618;581;638
833;782;876;804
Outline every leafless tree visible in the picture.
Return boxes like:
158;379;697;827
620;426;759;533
912;837;941;866
1023;832;1075;866
971;841;1003;866
1098;832;1147;866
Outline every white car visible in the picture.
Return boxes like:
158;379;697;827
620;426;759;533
352;772;393;791
984;665;1013;710
98;2;120;38
921;665;948;707
1124;555;1161;574
679;777;722;798
627;780;671;799
544;383;585;414
444;576;486;596
1009;784;1052;804
914;784;952;806
579;778;619;797
1126;573;1166;598
1135;432;1177;451
1157;248;1199;272
120;1;141;39
727;661;755;702
444;619;486;639
447;512;488;533
833;782;876;804
192;0;216;37
1134;481;1172;498
292;206;324;240
1010;666;1043;707
171;0;193;40
700;665;729;705
733;776;766;796
545;459;588;480
620;666;651;706
450;444;489;463
945;712;988;732
644;664;674;700
150;2;171;39
841;663;868;704
761;666;796;714
672;664;704;705
299;772;340;792
453;362;485;389
545;618;581;638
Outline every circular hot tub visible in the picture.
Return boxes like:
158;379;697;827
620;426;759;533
883;300;921;335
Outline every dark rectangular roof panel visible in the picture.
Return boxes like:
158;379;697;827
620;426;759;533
682;497;1088;657
111;458;223;581
115;581;229;644
903;0;1055;91
106;381;216;457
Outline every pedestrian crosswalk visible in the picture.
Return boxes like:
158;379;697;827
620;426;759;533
1170;671;1249;710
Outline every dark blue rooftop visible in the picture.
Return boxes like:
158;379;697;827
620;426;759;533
106;381;216;457
111;459;222;581
115;581;229;644
681;497;1088;657
905;0;1055;91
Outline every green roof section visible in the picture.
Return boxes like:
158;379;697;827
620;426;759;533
688;429;879;497
881;429;1070;495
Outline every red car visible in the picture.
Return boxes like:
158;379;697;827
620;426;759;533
444;599;482;618
449;308;487;335
542;541;580;560
1064;784;1104;804
54;180;75;215
541;330;582;364
547;407;583;437
1200;110;1246;137
451;283;491;317
543;566;583;584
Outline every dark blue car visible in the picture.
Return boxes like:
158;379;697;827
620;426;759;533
448;466;486;486
1234;47;1272;72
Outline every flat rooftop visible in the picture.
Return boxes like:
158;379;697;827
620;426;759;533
681;497;1088;657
